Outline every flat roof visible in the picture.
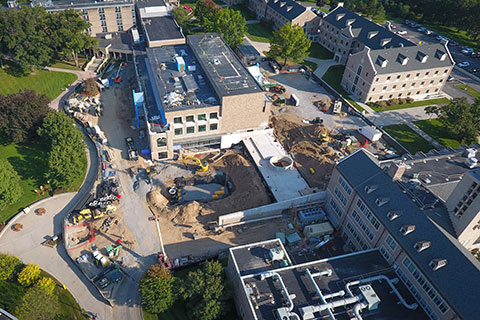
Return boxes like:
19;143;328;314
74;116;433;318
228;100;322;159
96;32;132;51
136;0;166;9
142;16;184;42
231;240;427;320
37;0;133;10
187;33;263;97
236;40;261;57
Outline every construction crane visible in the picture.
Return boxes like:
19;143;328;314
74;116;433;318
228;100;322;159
181;154;208;172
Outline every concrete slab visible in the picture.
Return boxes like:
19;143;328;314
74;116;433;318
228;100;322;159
180;183;225;202
243;132;310;202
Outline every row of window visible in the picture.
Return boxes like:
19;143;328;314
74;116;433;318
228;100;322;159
385;235;398;251
338;175;352;195
395;267;439;320
403;257;449;313
174;123;218;136
371;88;440;101
346;222;368;250
379;245;391;261
454;181;480;216
328;198;343;217
377;69;448;82
334;187;347;206
351;210;374;241
375;79;443;92
356;199;381;230
173;112;218;124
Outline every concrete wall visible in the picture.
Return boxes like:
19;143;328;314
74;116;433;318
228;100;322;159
148;37;186;48
217;192;326;227
221;91;269;132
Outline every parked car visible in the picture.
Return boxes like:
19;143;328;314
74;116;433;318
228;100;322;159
397;30;407;35
470;52;479;58
424;30;432;35
447;76;456;82
458;61;471;68
467;68;479;74
418;27;427;32
461;48;474;55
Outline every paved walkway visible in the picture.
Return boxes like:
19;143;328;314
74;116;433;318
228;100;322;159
303;57;339;79
47;67;96;111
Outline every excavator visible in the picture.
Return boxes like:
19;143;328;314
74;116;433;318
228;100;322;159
73;205;117;224
314;125;329;143
181;154;209;172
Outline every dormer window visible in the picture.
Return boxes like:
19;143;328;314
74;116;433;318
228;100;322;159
387;211;400;221
376;56;388;68
429;258;447;271
280;1;286;7
380;38;392;47
364;185;377;194
367;31;378;39
286;6;293;11
397;53;409;65
416;51;428;63
346;19;355;26
414;241;431;252
375;198;389;207
435;49;447;61
336;13;345;21
400;225;415;235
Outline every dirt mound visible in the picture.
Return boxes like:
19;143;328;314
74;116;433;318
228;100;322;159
147;189;169;208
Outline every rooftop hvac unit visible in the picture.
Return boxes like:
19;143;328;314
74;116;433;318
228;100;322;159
269;247;284;262
274;307;289;320
359;285;381;311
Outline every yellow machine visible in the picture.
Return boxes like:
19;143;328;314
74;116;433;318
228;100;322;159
181;155;209;172
73;209;92;224
72;205;116;224
314;126;329;143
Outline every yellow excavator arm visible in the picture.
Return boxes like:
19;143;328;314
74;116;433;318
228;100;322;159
181;155;209;172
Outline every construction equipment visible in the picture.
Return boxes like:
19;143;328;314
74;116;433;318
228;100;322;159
273;95;286;106
106;244;122;257
181;154;208;172
73;209;93;224
158;252;173;269
73;205;116;224
125;137;139;161
272;84;286;94
314;126;329;143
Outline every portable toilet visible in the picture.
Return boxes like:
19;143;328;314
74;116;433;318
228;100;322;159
175;57;185;72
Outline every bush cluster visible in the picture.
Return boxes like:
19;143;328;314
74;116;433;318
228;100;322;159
367;97;414;108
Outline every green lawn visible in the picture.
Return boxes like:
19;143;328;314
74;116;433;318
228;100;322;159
321;65;366;113
369;98;450;112
246;23;274;43
51;58;88;71
308;43;333;60
414;119;465;149
0;67;77;101
456;84;480;99
383;124;435;154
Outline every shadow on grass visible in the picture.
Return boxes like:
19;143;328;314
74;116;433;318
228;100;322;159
7;143;48;188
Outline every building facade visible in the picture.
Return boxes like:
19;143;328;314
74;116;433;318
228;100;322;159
325;149;480;320
315;5;454;102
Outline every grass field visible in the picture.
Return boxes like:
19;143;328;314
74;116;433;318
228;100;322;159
383;124;435;154
414;119;465;149
0;67;77;100
308;43;333;60
456;84;480;99
51;58;88;71
370;98;450;112
246;23;274;43
321;65;366;113
0;139;87;224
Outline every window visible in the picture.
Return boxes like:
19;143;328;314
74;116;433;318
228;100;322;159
402;84;406;88
386;76;391;81
198;125;206;132
379;95;383;99
382;86;387;91
426;90;430;93
209;112;218;119
102;26;108;33
366;72;369;77
444;69;448;73
407;92;411;96
98;8;104;14
393;85;397;89
389;94;393;98
396;75;401;79
372;88;375;92
158;152;168;159
116;13;122;19
186;115;194;122
328;198;343;216
430;80;434;84
375;78;379;82
356;199;380;229
186;126;194;134
380;246;391;261
346;222;368;250
174;128;183;135
117;25;123;31
115;6;121;12
338;176;352;195
157;137;166;147
198;114;206;121
406;74;410;78
334;187;347;206
210;123;218;131
385;235;397;250
411;83;416;87
425;72;430;76
416;73;420;77
421;81;425;86
101;20;107;27
435;70;439;75
352;210;374;240
173;117;182;124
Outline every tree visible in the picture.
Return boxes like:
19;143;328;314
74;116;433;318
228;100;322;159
425;97;480;143
179;260;231;320
172;6;191;29
316;0;326;7
34;277;56;295
195;0;220;24
83;78;99;96
0;160;23;211
268;23;311;66
330;0;339;11
204;8;246;48
51;9;97;67
0;90;51;143
139;264;175;314
0;253;21;281
14;285;59;320
17;264;41;287
37;112;86;189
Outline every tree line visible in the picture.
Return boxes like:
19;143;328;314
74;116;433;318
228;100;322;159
0;6;95;74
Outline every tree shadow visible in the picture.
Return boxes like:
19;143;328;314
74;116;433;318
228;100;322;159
7;143;49;187
1;60;29;77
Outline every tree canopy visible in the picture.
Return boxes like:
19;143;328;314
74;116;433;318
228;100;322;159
139;264;175;314
172;6;191;30
37;112;86;189
0;253;21;281
0;90;51;143
195;0;220;24
14;284;59;320
204;8;246;48
425;97;480;143
83;78;99;96
345;0;386;20
268;23;311;66
0;160;23;211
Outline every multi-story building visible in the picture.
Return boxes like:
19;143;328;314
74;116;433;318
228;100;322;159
325;148;480;320
228;238;428;320
315;5;454;103
32;0;136;35
141;33;270;160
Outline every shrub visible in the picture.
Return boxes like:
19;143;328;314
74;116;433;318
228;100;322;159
406;97;414;103
398;98;407;104
139;264;175;314
14;285;59;320
35;277;56;295
387;98;399;106
82;78;99;96
376;100;388;108
17;264;40;287
0;253;21;281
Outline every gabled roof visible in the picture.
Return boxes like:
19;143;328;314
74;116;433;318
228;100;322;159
323;6;414;50
267;0;306;21
368;43;454;74
336;149;480;320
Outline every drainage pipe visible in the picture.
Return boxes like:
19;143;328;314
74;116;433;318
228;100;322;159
353;302;368;320
345;275;418;310
323;290;345;300
260;272;295;312
306;268;336;320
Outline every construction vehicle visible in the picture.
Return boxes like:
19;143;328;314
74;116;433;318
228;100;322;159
73;205;116;224
158;252;173;269
106;244;122;257
314;126;329;143
125;137;139;161
73;209;93;224
181;154;208;172
271;84;286;94
273;95;286;106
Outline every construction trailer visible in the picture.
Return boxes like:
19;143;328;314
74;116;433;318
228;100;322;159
304;221;334;239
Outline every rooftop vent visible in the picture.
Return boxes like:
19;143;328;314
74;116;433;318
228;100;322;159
286;5;293;11
280;1;286;7
435;49;447;61
376;56;388;68
414;240;431;252
400;224;415;236
367;31;378;39
364;185;378;194
397;53;409;65
375;197;389;207
346;19;355;26
429;258;447;271
336;13;345;21
380;38;392;47
416;51;428;63
387;211;400;221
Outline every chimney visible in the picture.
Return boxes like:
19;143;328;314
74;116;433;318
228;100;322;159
387;162;406;181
